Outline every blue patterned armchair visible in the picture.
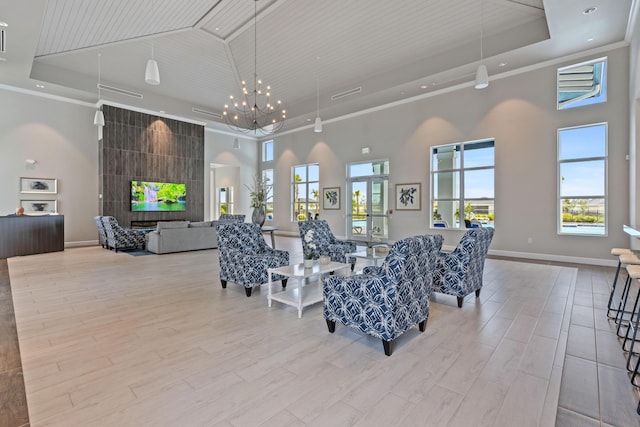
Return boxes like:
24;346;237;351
216;222;289;297
298;220;356;270
94;216;108;248
218;214;245;222
323;234;443;356
101;216;146;252
433;227;494;308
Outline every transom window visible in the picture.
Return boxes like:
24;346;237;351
262;140;274;162
292;164;319;221
558;123;607;235
430;139;495;229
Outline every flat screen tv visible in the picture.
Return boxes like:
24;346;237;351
131;181;186;212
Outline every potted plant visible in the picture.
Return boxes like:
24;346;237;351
246;174;272;226
303;229;316;268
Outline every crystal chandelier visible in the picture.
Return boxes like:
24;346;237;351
223;0;286;135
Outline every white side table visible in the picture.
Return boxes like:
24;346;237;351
268;261;350;318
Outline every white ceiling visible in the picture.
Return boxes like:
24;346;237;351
0;0;637;133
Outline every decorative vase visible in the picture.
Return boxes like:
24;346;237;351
304;259;314;268
252;206;266;227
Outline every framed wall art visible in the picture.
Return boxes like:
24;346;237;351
20;177;57;194
323;187;340;210
396;183;421;211
20;199;58;215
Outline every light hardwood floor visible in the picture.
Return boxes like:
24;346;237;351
5;236;636;426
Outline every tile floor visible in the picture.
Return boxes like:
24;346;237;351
2;236;639;426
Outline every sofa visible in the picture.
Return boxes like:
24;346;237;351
146;220;236;254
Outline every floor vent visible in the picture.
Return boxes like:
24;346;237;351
331;86;362;101
97;84;143;99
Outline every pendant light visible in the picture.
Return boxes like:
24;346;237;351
93;53;105;127
145;41;160;85
314;78;323;133
475;0;489;89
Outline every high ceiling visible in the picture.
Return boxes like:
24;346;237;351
0;0;637;134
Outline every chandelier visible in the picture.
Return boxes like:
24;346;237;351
223;0;286;135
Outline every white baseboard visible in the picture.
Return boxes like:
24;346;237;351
485;248;617;267
65;240;98;248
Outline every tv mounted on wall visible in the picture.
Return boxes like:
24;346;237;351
131;181;186;212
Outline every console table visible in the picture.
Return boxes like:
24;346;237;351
0;215;64;258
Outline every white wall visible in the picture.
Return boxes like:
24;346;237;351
269;46;631;264
0;89;99;245
0;90;260;246
203;131;258;221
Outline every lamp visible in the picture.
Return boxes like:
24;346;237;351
94;53;105;126
474;0;489;89
145;42;160;85
314;78;322;133
233;137;240;150
223;0;286;135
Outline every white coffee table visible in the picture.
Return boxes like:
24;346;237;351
268;261;350;318
349;249;386;267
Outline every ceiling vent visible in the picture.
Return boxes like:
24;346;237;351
0;30;5;53
97;84;143;99
192;108;222;119
331;86;362;101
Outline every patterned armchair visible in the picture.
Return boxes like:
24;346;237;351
216;222;289;297
433;227;494;308
94;216;108;248
298;220;356;270
323;234;443;356
218;214;245;222
101;216;146;252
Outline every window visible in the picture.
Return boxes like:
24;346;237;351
558;123;607;235
431;139;494;229
218;187;233;216
557;57;607;110
292;164;319;221
262;140;274;162
263;169;274;221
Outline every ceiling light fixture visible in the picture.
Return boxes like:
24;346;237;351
223;0;285;135
94;53;105;127
145;41;160;85
475;0;489;89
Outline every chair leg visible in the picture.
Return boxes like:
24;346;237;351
382;339;393;356
281;278;287;289
326;319;336;333
418;318;427;332
608;259;624;318
457;297;464;308
245;287;252;297
220;279;227;289
475;289;481;298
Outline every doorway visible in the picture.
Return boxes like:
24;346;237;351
347;160;389;242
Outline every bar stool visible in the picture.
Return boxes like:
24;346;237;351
608;248;634;318
622;265;640;370
612;254;640;337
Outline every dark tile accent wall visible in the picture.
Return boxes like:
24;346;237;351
100;106;204;227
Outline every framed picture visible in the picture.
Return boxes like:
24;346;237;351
20;199;57;215
20;177;57;194
323;187;340;210
396;183;421;210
